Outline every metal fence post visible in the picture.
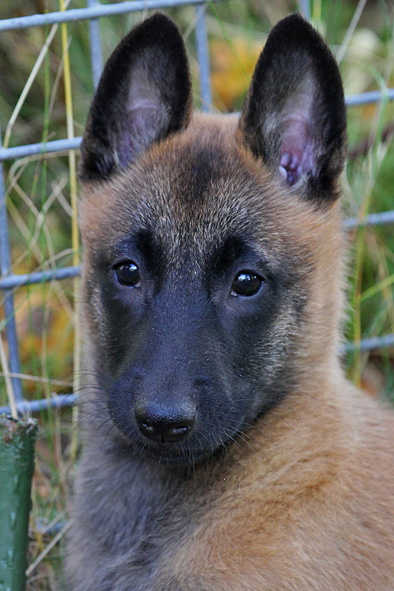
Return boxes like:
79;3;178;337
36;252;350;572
195;3;212;111
0;143;23;403
87;0;103;89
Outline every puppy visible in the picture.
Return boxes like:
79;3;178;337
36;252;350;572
67;12;394;590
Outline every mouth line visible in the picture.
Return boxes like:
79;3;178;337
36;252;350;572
135;434;236;468
142;443;213;464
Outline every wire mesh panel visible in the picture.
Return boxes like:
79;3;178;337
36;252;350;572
0;0;394;416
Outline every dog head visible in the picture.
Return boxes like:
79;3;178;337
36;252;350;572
79;13;346;467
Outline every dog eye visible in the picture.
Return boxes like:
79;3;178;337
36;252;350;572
231;271;264;297
113;261;141;287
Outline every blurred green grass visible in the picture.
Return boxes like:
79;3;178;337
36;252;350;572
0;1;393;587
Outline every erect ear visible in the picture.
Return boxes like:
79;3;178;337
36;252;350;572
238;13;347;202
79;13;192;181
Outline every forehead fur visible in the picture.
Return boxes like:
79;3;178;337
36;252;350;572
80;113;341;269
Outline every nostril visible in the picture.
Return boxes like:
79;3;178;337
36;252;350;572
135;406;195;444
165;421;193;442
139;421;156;439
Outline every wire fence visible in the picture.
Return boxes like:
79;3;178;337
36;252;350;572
0;0;393;416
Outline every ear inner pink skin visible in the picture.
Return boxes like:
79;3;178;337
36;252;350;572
279;119;316;186
277;82;316;186
116;70;170;164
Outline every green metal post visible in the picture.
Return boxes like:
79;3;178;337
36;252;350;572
0;417;38;591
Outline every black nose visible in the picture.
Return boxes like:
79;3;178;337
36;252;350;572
135;404;195;444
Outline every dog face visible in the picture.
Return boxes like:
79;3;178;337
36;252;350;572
79;13;346;467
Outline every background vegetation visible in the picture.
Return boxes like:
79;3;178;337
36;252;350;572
0;0;393;588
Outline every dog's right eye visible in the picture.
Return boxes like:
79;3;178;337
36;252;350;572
113;261;141;287
231;271;264;297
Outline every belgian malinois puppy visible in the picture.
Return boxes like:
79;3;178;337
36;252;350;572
67;12;394;590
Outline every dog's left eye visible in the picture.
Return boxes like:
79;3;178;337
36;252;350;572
231;271;264;297
113;261;141;287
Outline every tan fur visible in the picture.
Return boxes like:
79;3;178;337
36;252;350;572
165;382;394;590
77;114;394;589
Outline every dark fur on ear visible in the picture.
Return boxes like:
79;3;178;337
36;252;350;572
79;12;192;181
239;13;347;202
